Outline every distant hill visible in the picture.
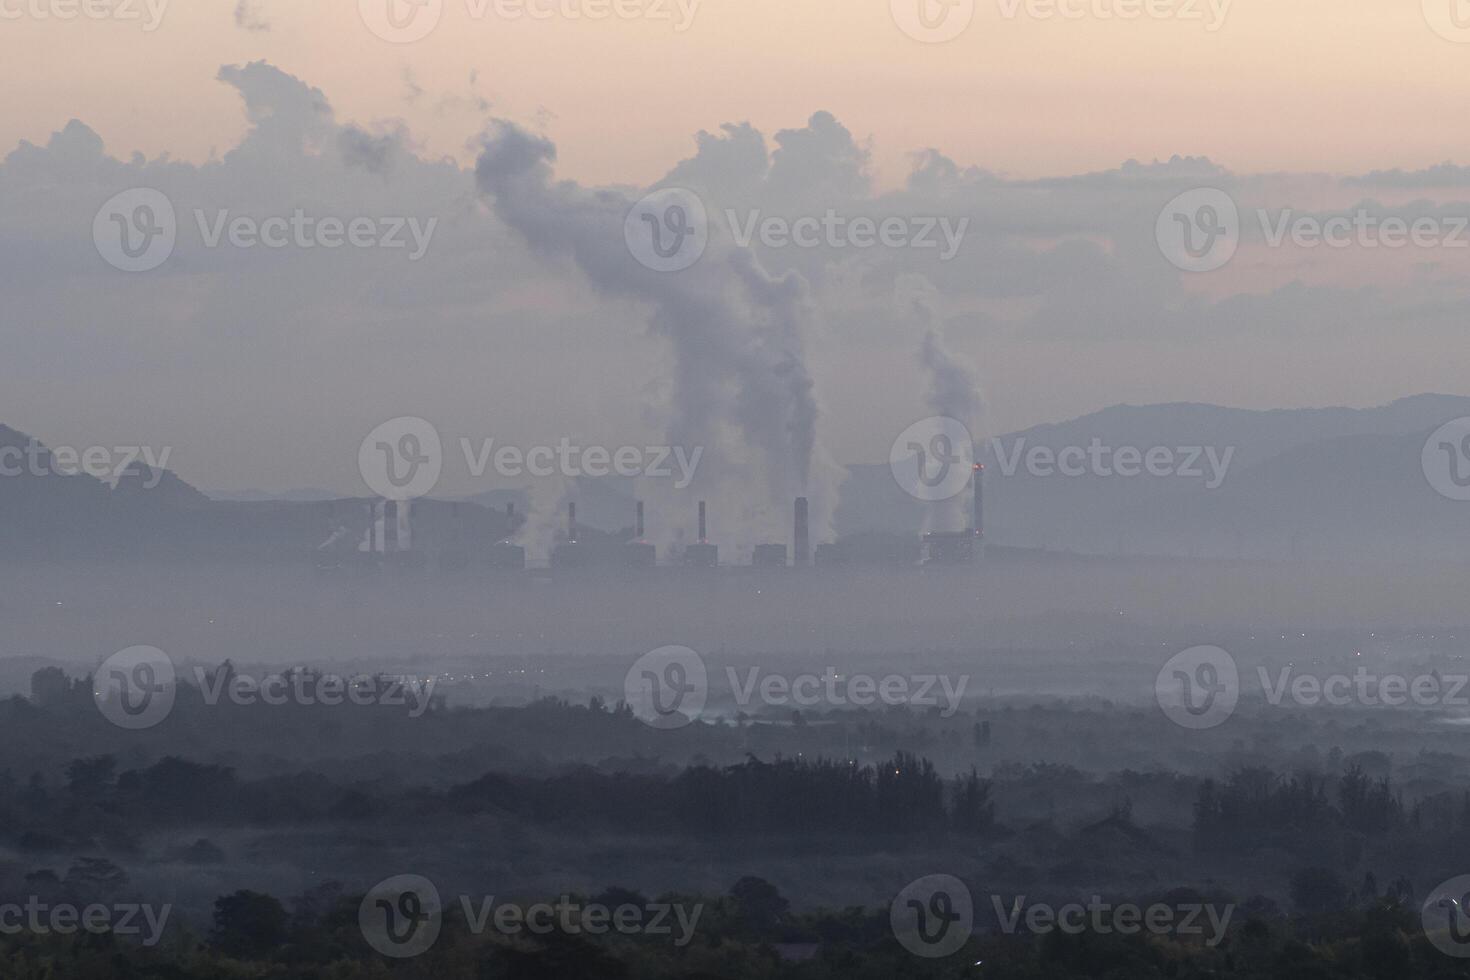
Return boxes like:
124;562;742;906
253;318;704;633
4;395;1469;562
836;394;1470;560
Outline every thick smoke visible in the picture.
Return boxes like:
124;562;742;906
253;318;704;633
474;122;839;559
908;286;985;534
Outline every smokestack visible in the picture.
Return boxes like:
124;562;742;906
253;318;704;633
794;497;809;566
384;500;399;553
698;500;707;543
636;500;645;540
365;500;376;552
973;464;984;537
568;502;576;542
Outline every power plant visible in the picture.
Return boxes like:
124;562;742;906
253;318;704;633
321;471;986;575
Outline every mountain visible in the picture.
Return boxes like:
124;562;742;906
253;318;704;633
3;395;1468;562
835;394;1470;560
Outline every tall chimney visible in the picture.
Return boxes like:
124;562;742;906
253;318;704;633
568;502;577;542
698;500;707;543
794;497;809;566
636;500;645;539
365;500;376;552
384;500;399;553
972;464;984;538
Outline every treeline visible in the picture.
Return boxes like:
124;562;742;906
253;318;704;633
0;751;994;858
448;752;996;835
1194;765;1406;848
3;877;1470;979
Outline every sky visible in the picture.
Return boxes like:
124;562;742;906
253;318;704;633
3;0;1470;497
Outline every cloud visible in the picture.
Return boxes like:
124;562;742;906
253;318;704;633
233;0;270;32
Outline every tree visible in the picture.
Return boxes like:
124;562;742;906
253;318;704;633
1289;867;1347;917
211;889;289;958
729;876;789;933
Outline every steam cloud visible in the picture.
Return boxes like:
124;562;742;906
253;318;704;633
474;122;840;559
